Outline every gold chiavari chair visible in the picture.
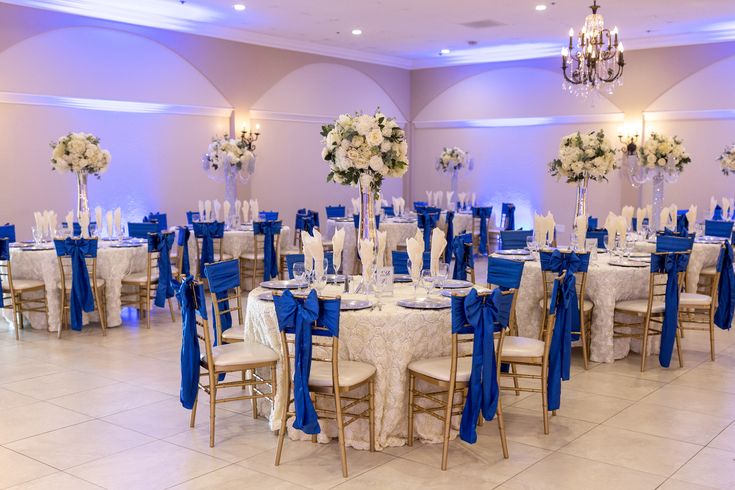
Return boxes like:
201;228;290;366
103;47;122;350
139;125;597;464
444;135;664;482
680;244;725;361
189;279;278;447
120;232;177;329
538;251;594;369
56;238;107;338
274;293;376;478
499;284;558;434
407;289;514;471
240;224;282;290
192;224;232;279
0;238;48;340
613;251;690;371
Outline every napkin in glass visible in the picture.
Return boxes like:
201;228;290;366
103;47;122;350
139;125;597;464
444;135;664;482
430;228;447;274
332;227;345;272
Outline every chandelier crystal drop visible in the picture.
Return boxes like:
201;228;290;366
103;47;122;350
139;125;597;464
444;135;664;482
561;0;625;97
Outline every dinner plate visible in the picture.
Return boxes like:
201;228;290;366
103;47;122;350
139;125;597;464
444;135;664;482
495;249;530;256
492;254;535;262
696;236;726;243
341;299;372;311
327;274;346;284
257;292;274;302
608;260;648;268
109;243;143;248
393;274;413;283
21;245;54;251
260;279;309;290
442;279;474;289
397;297;451;310
440;287;490;297
333;217;353;223
628;252;650;258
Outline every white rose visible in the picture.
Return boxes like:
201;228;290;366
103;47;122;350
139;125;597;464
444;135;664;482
369;155;385;172
367;129;383;147
657;158;666;166
351;135;365;148
381;140;392;152
346;148;360;165
355;114;375;136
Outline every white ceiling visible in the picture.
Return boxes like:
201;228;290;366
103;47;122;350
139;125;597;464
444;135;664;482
3;0;735;68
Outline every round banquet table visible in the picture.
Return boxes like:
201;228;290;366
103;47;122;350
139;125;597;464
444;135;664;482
6;241;148;331
513;252;653;364
244;283;465;451
633;239;721;293
325;219;418;273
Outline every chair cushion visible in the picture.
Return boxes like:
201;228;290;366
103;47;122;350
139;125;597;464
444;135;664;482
615;299;664;314
308;360;376;388
202;342;278;368
500;336;545;358
408;356;472;383
700;266;716;276
3;279;45;291
214;253;233;262
222;328;244;342
539;297;594;312
239;252;265;260
122;271;158;284
57;278;105;290
680;292;712;307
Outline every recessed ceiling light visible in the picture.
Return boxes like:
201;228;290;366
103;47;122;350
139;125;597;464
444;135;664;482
233;4;246;11
535;4;547;11
351;28;363;35
440;48;451;55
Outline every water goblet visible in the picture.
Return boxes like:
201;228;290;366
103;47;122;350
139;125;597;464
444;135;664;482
314;273;327;295
435;263;449;293
407;257;420;297
31;226;42;246
525;236;534;251
420;269;433;297
292;262;305;293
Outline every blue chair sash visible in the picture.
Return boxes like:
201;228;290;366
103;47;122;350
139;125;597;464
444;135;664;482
382;206;395;217
486;256;525;290
352;213;380;230
259;211;279;221
177;227;191;276
500;230;533;250
413;201;428;213
713;205;724;220
472;207;492;255
704;220;734;239
286;252;334;278
193;221;225;275
186;211;200;225
586;230;608;249
54;238;97;331
714;242;735;330
254;220;281;281
128;222;159;239
451;289;502;443
656;235;694;252
325;205;345;219
204;259;241;337
0;224;16;242
148;233;175;308
451;234;473;280
444;211;455;264
651;253;689;367
587;217;598;230
174;276;205;409
0;238;8;307
417;211;439;251
502;203;515;231
392;251;431;274
144;212;168;231
274;290;341;435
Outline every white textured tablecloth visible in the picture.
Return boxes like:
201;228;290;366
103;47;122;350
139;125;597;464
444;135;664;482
244;284;461;450
449;212;473;236
7;242;147;331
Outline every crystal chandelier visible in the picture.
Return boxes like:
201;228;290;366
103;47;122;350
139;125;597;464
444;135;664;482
561;0;625;97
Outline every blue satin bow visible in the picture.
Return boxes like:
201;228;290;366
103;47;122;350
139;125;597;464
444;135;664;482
451;234;473;280
55;238;97;331
0;238;8;307
451;289;502;444
177;227;191;276
149;233;175;308
651;253;689;367
546;251;581;411
194;222;224;276
417;211;439;250
274;290;322;434
715;242;735;330
254;220;281;281
444;211;455;264
473;207;492;255
713;205;724;221
502;203;515;230
676;214;689;235
174;276;204;409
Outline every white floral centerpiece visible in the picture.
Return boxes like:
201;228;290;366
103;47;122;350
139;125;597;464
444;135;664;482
321;109;409;245
202;135;255;174
436;146;469;173
719;143;735;175
638;132;691;173
320;109;408;196
50;132;111;216
50;132;111;176
548;129;617;183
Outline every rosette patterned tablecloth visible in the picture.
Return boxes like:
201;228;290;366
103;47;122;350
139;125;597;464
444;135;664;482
7;242;147;331
244;284;459;451
325;219;417;273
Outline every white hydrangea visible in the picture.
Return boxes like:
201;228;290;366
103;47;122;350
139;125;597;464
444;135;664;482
548;129;618;183
50;132;111;175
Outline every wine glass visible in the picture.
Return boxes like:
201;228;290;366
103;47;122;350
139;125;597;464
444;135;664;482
435;263;450;293
31;226;42;246
314;272;327;295
525;236;534;252
292;262;305;293
420;269;433;297
373;267;390;310
407;257;420;297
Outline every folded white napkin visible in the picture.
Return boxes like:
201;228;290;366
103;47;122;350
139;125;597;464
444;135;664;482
106;210;113;238
406;237;423;280
457;192;466;208
533;213;544;244
65;211;74;231
249;199;259;221
114;207;122;236
425;190;432;204
358;238;375;283
376;230;387;268
198;200;204;221
575;215;587;248
241;200;250;223
621;206;634;230
446;191;454;208
604;212;617;248
332;227;345;272
302;231;313;272
351;197;360;216
213;200;222;222
686;205;697;227
659;206;670;230
433;191;443;208
42;210;52;236
94;207;103;234
646;204;652;226
79;211;90;239
223;201;231;224
399;197;405;215
636;207;646;230
430;228;447;275
710;196;718;218
48;211;57;238
204;200;212;221
617;215;627;247
308;229;325;278
235;199;241;220
414;228;425;252
33;212;42;232
471;193;477;207
392;197;400;215
670;204;678;226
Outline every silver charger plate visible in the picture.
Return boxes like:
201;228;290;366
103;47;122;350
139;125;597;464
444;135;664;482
397;297;451;310
393;274;413;283
696;236;727;243
260;279;308;290
257;292;274;302
341;299;373;311
440;287;490;297
628;252;650;258
21;245;54;251
333;217;353;223
492;254;534;262
495;249;530;256
608;260;648;268
327;274;346;284
442;279;474;289
109;243;143;248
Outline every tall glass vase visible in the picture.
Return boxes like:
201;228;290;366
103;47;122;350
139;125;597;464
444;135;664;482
573;173;590;230
224;165;237;219
357;175;377;244
651;170;665;231
450;169;458;208
76;172;89;217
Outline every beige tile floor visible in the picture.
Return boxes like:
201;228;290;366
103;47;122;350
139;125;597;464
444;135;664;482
2;295;735;489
